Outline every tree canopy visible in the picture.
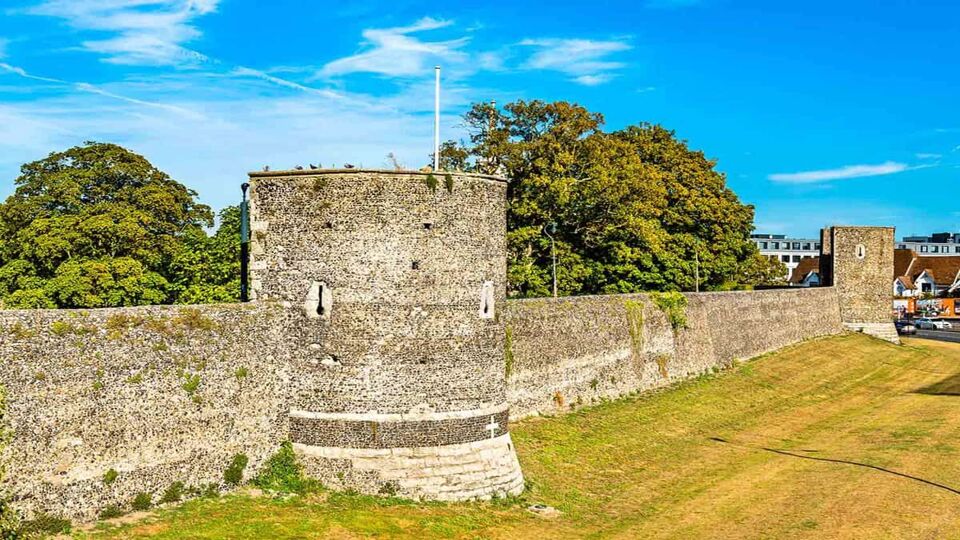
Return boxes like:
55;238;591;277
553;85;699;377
0;142;239;308
441;100;760;297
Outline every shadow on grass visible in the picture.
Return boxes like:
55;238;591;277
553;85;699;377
914;373;960;396
709;437;960;497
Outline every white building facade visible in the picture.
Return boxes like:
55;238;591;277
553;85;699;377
897;233;960;256
752;234;821;279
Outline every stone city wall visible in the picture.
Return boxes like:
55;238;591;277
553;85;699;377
504;286;844;419
0;284;846;520
0;303;298;520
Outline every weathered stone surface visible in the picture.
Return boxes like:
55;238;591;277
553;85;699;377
822;226;899;343
504;287;845;419
248;169;523;502
295;433;524;501
0;303;296;520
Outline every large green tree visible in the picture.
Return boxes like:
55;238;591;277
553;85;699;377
0;142;238;308
442;100;758;297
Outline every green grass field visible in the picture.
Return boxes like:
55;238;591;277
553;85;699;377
78;334;960;539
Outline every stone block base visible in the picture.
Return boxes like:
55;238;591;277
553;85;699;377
844;322;901;344
294;433;524;501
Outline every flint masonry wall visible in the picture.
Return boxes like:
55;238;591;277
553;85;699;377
246;170;524;501
504;287;844;419
822;226;899;343
0;303;297;520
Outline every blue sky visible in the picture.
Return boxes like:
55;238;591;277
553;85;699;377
1;0;958;238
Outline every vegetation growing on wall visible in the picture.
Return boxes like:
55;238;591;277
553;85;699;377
440;100;757;297
624;299;644;357
424;173;439;193
651;292;688;331
254;442;319;494
224;453;249;486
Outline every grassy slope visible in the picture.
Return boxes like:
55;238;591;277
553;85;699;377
81;334;960;539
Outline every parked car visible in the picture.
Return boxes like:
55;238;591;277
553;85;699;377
914;318;953;330
894;320;917;335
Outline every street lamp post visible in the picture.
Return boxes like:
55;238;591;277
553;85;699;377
240;183;250;302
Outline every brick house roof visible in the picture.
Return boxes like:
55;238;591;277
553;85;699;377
894;250;960;290
894;249;915;278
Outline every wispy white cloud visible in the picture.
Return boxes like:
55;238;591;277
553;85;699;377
915;152;942;159
637;86;657;93
768;161;910;183
0;66;461;206
0;62;65;84
25;0;219;66
519;38;631;86
319;17;469;78
1;61;202;117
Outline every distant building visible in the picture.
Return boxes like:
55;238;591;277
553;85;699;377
751;234;821;280
788;256;821;287
897;232;960;256
893;248;960;297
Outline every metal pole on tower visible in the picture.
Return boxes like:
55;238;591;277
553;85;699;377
434;66;440;172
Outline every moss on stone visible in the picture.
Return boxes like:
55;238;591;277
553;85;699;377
49;319;94;337
103;469;118;485
655;354;670;379
181;373;201;396
172;308;218;333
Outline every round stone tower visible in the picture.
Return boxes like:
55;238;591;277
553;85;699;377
246;169;523;500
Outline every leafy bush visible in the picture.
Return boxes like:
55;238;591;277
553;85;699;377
254;442;320;494
132;492;152;511
98;505;124;520
160;481;185;504
16;512;72;536
224;453;249;486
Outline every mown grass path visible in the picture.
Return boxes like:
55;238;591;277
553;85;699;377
82;334;960;539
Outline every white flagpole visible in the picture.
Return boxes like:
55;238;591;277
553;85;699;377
434;65;440;172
